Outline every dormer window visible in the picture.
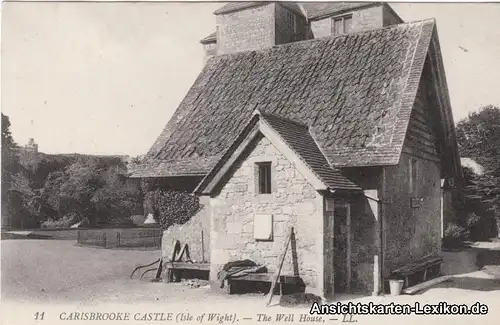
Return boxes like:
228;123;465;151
332;15;353;36
285;11;296;33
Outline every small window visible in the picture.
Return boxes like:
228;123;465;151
286;11;296;32
332;15;353;36
410;158;418;193
257;162;272;194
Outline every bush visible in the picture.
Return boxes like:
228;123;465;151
41;213;79;229
466;212;481;228
144;189;201;230
443;223;469;249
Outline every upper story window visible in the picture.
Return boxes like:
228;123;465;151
332;15;353;36
285;11;297;33
257;162;272;194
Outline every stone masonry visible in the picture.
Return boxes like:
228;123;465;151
311;5;402;39
209;135;323;292
216;4;276;55
162;196;211;263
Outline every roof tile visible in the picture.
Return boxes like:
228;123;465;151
136;20;435;177
260;112;361;190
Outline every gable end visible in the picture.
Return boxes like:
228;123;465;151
402;58;442;163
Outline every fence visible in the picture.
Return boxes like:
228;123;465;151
77;227;162;249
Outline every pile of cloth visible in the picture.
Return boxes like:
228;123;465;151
217;259;267;288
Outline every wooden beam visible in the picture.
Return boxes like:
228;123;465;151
346;202;352;293
165;262;210;271
402;275;452;295
201;229;205;263
266;227;293;306
228;273;300;283
365;188;382;296
325;198;335;298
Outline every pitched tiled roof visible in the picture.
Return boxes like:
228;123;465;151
259;112;362;190
200;32;216;44
129;156;220;178
135;19;435;178
194;111;362;192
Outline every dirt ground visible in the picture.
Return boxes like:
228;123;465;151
1;239;500;325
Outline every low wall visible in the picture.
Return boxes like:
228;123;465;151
34;229;79;240
77;227;162;249
162;196;210;263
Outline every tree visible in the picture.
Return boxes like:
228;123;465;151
1;114;23;227
456;105;500;171
91;165;142;225
2;113;16;149
456;105;500;238
42;157;142;227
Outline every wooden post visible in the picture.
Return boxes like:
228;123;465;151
325;198;335;298
201;229;205;263
266;227;293;306
365;189;382;296
346;202;352;293
154;258;163;281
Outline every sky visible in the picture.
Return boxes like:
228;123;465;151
1;1;500;156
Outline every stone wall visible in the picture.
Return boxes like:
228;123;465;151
216;3;276;55
310;5;386;39
209;135;323;292
202;42;217;64
274;3;308;44
383;151;442;272
162;196;210;263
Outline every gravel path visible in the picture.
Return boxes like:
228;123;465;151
1;239;500;325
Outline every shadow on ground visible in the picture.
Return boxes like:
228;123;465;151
434;277;500;292
1;232;53;240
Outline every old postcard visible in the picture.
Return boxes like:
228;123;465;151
1;1;500;325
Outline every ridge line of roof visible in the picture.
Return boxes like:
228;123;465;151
308;127;337;171
193;113;261;193
387;21;426;145
387;18;436;159
259;111;309;129
258;116;330;189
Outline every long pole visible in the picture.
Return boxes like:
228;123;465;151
201;229;205;262
266;227;293;306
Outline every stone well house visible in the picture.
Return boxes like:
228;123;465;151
129;2;463;298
